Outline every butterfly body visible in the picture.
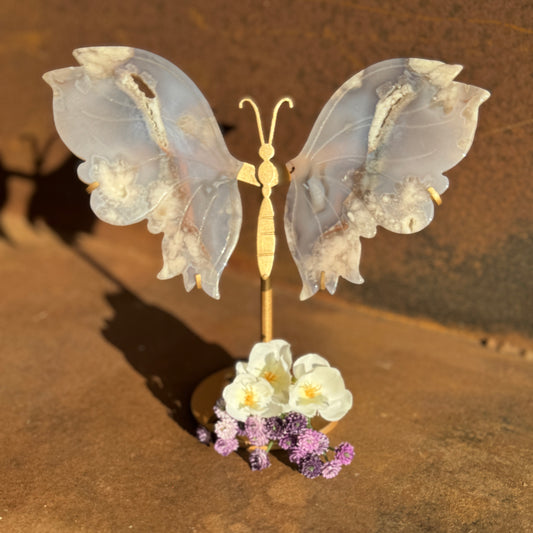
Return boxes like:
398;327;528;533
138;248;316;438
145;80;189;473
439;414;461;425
256;150;277;280
44;48;489;300
239;96;293;280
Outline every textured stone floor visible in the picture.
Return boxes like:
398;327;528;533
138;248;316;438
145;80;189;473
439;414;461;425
1;210;532;532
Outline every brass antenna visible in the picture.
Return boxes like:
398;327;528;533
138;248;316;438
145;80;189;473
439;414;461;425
267;97;294;145
239;98;266;146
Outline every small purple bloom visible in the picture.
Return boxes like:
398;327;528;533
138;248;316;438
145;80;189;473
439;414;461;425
214;416;239;440
264;416;284;440
249;448;271;471
321;459;342;479
288;447;307;465
245;416;269;446
196;425;212;445
283;412;308;435
237;421;247;437
335;442;355;465
214;437;239;457
213;398;226;419
278;433;298;450
296;428;329;455
299;454;323;479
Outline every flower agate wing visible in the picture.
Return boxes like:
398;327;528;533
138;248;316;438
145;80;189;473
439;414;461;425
285;58;489;299
43;46;248;299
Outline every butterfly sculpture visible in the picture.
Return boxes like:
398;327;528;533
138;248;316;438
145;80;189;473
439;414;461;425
44;47;489;300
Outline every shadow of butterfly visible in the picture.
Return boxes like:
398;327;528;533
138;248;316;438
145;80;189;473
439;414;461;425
43;47;489;300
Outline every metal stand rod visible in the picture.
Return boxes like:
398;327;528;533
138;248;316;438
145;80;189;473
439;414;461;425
261;276;273;342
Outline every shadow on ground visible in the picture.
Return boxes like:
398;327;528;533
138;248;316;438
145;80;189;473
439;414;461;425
102;288;234;434
0;135;95;243
0;136;236;436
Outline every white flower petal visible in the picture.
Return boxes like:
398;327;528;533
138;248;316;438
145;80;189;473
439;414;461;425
248;339;292;371
288;396;319;418
292;353;331;379
235;361;247;375
222;374;279;422
241;339;293;402
312;366;345;394
320;390;353;421
288;365;352;421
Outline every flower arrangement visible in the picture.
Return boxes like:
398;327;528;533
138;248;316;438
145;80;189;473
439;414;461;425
196;340;355;478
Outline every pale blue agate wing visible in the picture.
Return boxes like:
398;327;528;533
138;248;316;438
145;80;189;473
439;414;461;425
44;46;245;299
285;58;490;300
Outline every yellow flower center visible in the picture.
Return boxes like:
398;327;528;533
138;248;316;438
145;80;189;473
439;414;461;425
262;370;277;384
243;386;257;407
302;383;321;399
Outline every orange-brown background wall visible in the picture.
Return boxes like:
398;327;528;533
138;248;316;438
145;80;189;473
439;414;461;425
1;0;531;338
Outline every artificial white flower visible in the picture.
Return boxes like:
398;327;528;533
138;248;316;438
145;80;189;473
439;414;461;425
288;364;353;421
222;373;283;422
235;339;293;404
292;353;331;378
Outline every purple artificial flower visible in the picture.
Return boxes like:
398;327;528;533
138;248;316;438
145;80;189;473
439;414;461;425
299;455;323;479
249;448;271;471
296;428;329;456
283;412;308;435
288;447;307;465
335;442;355;465
196;425;212;445
237;421;247;437
214;415;239;440
213;437;239;457
245;416;269;446
264;416;284;440
278;433;298;450
213;398;226;419
321;459;342;479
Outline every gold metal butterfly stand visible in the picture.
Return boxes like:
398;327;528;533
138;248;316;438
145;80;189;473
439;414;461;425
235;96;294;343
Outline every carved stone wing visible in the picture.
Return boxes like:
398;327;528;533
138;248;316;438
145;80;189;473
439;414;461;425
44;46;250;299
284;58;489;299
